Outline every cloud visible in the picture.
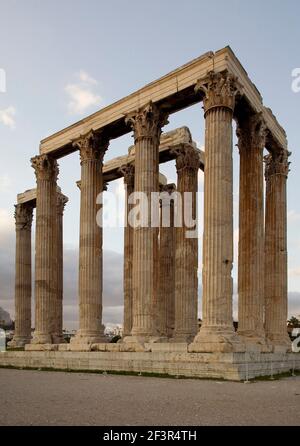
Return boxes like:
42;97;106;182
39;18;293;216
0;175;12;193
0;106;16;129
289;267;300;277
78;70;98;85
65;70;102;115
288;210;300;223
0;208;14;234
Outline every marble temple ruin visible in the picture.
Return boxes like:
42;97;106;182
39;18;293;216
1;46;298;380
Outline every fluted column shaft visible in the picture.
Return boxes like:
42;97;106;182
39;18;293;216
264;150;290;348
173;149;199;342
120;164;135;337
125;102;168;342
72;130;108;344
9;204;34;347
191;71;244;352
237;114;266;343
31;155;58;344
52;193;68;343
157;184;176;338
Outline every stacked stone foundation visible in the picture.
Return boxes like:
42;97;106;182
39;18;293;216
1;348;299;381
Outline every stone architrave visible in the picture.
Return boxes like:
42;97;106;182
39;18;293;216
190;71;245;353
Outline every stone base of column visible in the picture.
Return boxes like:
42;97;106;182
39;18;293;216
8;336;32;348
122;335;167;351
237;330;270;352
52;334;65;344
25;343;59;351
266;334;291;353
31;332;53;344
188;326;246;353
171;332;197;343
70;329;107;345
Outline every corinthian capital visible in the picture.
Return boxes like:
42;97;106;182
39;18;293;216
73;130;109;164
119;163;135;187
57;194;68;215
264;150;291;179
195;70;242;115
236;113;267;153
14;204;34;230
171;145;200;173
125;101;169;143
160;183;176;194
31;154;59;181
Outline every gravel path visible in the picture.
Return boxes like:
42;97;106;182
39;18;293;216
0;369;299;426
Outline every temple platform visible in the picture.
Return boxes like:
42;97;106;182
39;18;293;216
1;348;299;381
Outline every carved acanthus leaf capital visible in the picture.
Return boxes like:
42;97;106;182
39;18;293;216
125;101;169;143
31;154;59;182
171;145;200;173
195;70;242;115
14;204;34;230
73;130;109;165
57;194;68;215
119;163;135;187
236;113;268;153
159;183;177;208
264;150;291;179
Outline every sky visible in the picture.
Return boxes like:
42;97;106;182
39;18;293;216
0;0;300;328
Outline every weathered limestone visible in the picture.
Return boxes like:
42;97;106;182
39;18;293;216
236;113;267;347
1;350;300;381
31;155;58;344
71;130;109;345
9;50;291;379
190;71;244;353
123;102;168;345
52;194;68;344
157;184;176;338
172;147;199;342
119;163;135;337
8;204;34;347
264;149;291;350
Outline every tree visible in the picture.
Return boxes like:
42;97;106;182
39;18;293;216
288;316;300;328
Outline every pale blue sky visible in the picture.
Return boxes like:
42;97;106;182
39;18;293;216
0;0;299;325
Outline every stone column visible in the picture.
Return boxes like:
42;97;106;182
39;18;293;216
31;155;58;344
52;193;68;344
264;149;291;350
124;101;168;344
190;71;244;352
157;184;176;338
236;114;266;347
71;130;109;345
8;204;34;347
119;163;135;338
172;147;199;342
